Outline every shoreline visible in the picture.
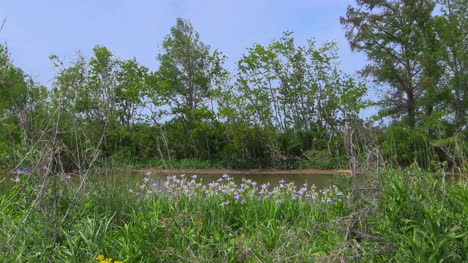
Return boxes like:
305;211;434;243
133;168;351;175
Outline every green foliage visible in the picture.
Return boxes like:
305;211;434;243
1;13;465;171
379;125;432;167
155;18;227;122
0;168;466;262
351;170;468;262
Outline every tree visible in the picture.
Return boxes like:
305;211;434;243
231;32;366;165
155;18;227;124
341;0;437;128
435;0;467;130
0;45;30;120
0;45;48;164
235;32;366;133
115;58;148;128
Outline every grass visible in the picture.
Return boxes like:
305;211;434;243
0;168;466;262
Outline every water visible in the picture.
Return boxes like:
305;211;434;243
0;170;337;194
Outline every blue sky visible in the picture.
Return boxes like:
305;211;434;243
1;0;367;87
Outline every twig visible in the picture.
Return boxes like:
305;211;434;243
0;18;6;32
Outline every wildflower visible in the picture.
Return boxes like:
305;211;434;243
208;182;219;188
261;184;268;189
222;174;229;178
221;201;230;206
245;179;252;184
145;171;152;176
167;176;175;181
275;199;283;204
298;188;307;195
251;181;257;186
217;178;224;182
10;177;20;183
279;179;286;184
326;198;332;203
96;254;105;261
129;188;134;193
152;183;158;187
13;169;24;175
336;192;343;196
235;194;242;200
191;175;198;179
143;177;150;183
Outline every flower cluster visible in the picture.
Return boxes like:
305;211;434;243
10;168;32;183
132;173;346;205
95;254;122;263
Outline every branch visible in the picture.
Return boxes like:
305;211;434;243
0;18;6;32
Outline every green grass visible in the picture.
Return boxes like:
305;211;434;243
0;168;466;262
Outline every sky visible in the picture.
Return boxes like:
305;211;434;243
0;0;369;87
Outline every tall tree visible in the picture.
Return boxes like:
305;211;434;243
435;0;467;129
155;18;227;123
235;32;366;133
115;58;148;128
1;45;47;153
341;0;437;128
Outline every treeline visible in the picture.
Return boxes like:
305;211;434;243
0;0;466;170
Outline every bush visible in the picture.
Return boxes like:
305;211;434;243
379;125;432;167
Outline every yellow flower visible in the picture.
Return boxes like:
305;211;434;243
96;254;105;261
115;261;123;263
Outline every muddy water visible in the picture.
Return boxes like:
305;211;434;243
0;170;338;194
